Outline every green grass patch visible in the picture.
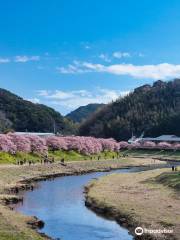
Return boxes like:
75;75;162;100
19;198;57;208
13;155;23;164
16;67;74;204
0;149;179;164
120;149;180;159
48;150;118;162
0;150;119;164
15;152;41;163
0;152;16;164
48;150;87;161
0;232;32;240
0;152;41;164
155;171;180;191
95;150;118;159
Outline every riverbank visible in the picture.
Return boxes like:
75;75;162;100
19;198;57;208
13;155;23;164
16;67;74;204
0;157;164;240
1;149;179;164
0;150;120;164
85;168;180;240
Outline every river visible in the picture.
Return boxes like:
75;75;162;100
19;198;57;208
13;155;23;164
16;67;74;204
14;164;174;240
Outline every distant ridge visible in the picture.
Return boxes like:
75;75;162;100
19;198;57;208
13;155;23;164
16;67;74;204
79;79;180;140
66;103;105;123
0;88;75;134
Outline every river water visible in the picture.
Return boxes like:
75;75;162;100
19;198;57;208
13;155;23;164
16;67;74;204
14;164;174;240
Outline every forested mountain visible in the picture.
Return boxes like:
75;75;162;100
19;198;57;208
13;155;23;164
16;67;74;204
0;88;76;134
79;79;180;140
66;103;105;123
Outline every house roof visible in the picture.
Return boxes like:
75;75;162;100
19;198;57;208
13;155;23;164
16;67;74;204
143;135;180;142
15;132;55;136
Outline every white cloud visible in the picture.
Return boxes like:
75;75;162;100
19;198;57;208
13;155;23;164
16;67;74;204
57;60;90;74
0;55;41;63
57;65;82;74
80;41;91;50
99;53;111;62
113;51;131;59
14;55;40;63
85;45;91;49
57;61;180;80
0;58;10;63
37;88;129;110
27;98;40;104
104;63;180;79
138;53;144;57
37;90;49;97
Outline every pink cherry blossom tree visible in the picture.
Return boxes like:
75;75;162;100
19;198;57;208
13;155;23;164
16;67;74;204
119;141;129;149
172;143;180;150
0;134;17;154
62;136;102;155
25;135;48;154
46;136;67;151
130;142;141;149
60;136;120;155
142;141;156;148
99;138;119;152
8;133;31;153
157;142;171;149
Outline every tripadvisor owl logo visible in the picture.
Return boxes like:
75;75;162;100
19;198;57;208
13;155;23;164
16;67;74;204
135;227;144;236
135;226;174;236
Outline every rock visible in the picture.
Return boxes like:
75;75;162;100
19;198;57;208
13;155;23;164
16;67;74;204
27;217;45;229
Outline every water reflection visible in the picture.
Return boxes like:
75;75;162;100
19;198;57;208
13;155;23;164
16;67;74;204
15;164;176;240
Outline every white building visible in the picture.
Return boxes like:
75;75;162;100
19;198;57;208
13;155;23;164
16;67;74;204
128;134;180;144
15;132;55;138
142;135;180;143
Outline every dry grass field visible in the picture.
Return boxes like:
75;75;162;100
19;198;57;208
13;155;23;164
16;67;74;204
86;168;180;240
0;157;163;240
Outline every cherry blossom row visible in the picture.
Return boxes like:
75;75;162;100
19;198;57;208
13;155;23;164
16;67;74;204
119;141;180;150
0;134;119;155
0;134;179;155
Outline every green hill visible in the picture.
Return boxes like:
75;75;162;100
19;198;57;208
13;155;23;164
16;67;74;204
66;103;105;123
79;79;180;140
0;88;76;134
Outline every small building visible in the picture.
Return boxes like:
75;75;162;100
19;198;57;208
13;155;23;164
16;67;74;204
141;135;180;144
128;134;180;144
15;132;55;138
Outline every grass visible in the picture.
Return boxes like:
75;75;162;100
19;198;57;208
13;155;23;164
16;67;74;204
154;171;180;191
0;148;176;239
120;149;180;160
0;157;163;240
0;149;179;165
48;149;84;161
0;150;119;164
0;205;47;240
0;152;41;164
40;150;118;162
86;168;180;240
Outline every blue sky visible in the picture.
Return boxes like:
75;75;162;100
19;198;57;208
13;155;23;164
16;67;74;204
1;0;180;114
